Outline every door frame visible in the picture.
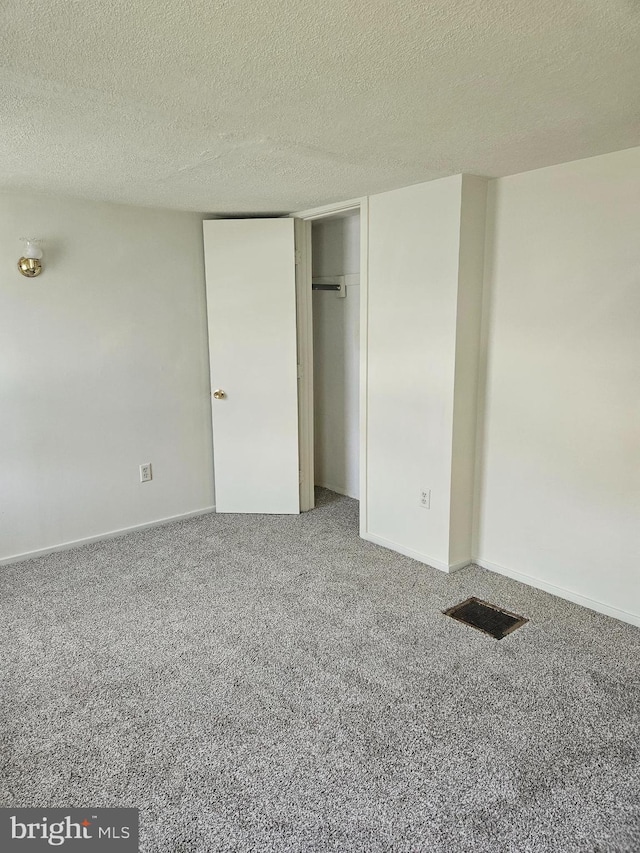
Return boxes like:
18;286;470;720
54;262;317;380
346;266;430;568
290;197;369;536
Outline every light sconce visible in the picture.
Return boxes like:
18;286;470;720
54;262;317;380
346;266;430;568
18;239;44;277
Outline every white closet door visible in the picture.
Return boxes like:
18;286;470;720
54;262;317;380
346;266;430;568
203;218;300;514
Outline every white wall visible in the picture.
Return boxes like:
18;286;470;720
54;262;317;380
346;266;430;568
476;146;640;624
365;176;485;571
311;215;360;279
312;215;360;498
0;192;214;563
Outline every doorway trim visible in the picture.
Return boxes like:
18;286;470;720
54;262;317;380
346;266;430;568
290;197;369;536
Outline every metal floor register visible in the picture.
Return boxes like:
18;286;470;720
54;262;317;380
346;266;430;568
444;597;528;639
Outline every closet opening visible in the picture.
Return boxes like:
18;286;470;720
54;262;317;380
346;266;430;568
294;200;365;523
310;210;360;507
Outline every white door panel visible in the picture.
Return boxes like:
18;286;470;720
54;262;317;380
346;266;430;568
203;218;300;514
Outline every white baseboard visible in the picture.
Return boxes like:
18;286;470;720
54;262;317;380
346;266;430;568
362;531;471;574
315;481;359;500
0;506;216;567
475;557;640;628
448;558;473;573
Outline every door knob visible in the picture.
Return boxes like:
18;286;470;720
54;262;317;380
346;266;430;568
212;389;226;400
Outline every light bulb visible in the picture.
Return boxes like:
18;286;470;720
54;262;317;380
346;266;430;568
24;241;43;260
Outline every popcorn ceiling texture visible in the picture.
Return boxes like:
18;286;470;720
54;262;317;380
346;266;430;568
0;0;638;213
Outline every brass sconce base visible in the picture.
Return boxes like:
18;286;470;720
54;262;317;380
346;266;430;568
18;257;42;277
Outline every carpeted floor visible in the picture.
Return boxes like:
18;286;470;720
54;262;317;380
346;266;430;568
2;489;639;852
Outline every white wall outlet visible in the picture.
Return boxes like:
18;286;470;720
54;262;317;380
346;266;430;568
139;463;152;483
420;489;431;509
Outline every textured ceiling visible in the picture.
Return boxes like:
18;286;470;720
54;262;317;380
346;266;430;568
0;0;638;213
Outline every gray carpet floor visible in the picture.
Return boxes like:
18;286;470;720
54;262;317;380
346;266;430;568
2;489;639;852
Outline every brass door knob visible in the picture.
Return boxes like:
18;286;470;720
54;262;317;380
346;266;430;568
212;389;226;400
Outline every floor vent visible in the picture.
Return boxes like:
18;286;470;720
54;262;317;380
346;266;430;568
444;597;528;640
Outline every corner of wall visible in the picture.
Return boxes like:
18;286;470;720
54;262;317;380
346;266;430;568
448;176;489;566
470;178;498;561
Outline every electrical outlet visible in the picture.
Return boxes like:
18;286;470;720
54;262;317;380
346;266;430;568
139;463;152;483
420;489;431;509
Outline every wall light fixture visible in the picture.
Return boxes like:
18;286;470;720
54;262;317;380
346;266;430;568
18;239;44;277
